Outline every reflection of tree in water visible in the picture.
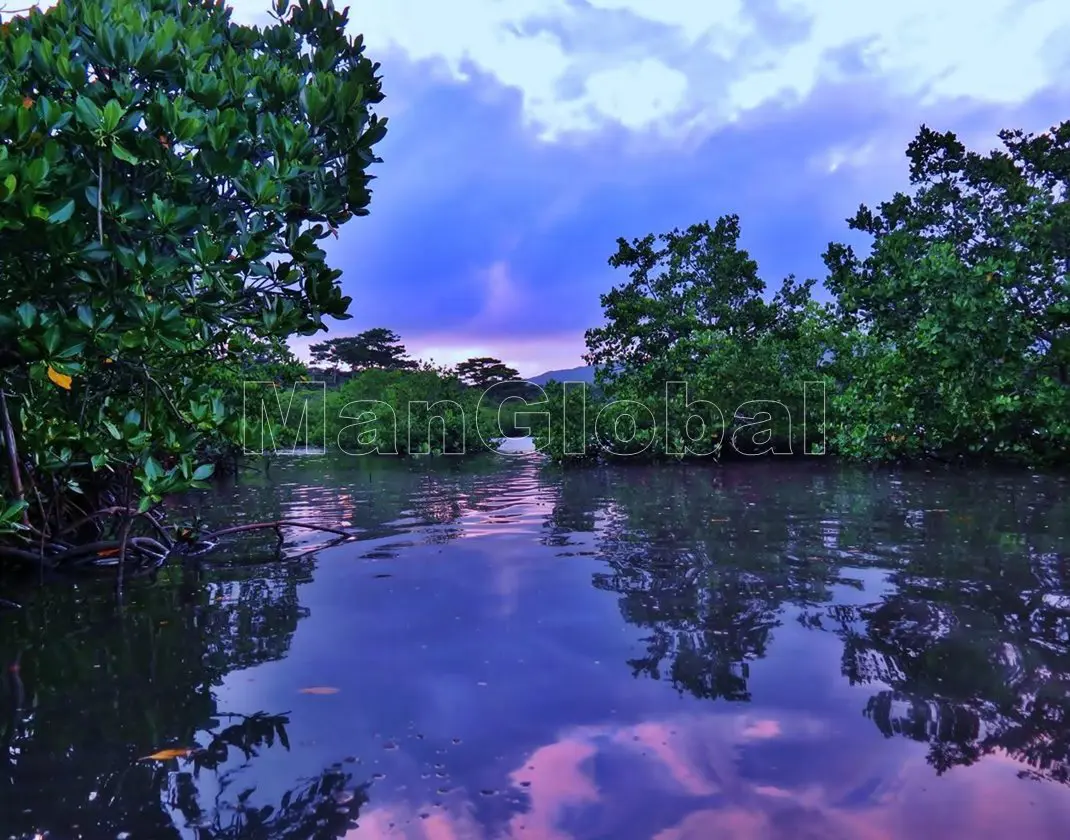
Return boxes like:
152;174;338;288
552;463;1070;783
0;558;369;839
156;713;368;839
541;467;611;546
817;544;1070;785
202;457;522;550
572;465;851;701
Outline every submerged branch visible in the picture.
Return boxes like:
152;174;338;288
0;545;49;565
201;520;356;540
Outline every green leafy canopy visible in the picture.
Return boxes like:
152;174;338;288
0;0;387;539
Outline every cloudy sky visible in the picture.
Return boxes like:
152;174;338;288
68;1;1070;374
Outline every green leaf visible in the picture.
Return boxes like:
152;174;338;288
111;141;139;165
76;305;95;328
48;198;76;224
103;420;122;439
55;342;85;359
144;456;164;480
42;325;61;354
137;495;153;514
191;463;214;481
299;84;327;123
15;302;37;328
74;95;102;130
0;500;28;523
102;99;124;133
26;157;49;186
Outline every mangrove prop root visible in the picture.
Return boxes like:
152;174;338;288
57;506;138;537
0;389;28;527
116;517;133;597
1;514;354;572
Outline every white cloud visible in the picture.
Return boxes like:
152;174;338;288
224;0;1069;140
14;1;1061;139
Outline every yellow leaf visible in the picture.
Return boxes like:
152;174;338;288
97;547;120;558
140;747;194;761
47;366;72;390
299;686;340;695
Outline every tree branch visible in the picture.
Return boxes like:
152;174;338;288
200;519;356;540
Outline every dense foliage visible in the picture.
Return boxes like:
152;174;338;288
537;216;833;460
537;121;1070;465
0;0;387;560
825;124;1070;461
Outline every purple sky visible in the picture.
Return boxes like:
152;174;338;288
224;0;1070;376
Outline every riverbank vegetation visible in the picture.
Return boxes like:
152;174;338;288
0;0;388;568
536;122;1070;466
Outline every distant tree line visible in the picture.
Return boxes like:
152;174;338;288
296;330;538;446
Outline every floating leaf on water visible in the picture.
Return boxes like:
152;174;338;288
710;518;729;523
299;686;340;695
140;747;195;761
47;366;72;390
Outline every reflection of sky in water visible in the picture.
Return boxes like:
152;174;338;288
201;458;1070;839
4;456;1070;839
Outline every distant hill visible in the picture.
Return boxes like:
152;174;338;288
526;365;597;386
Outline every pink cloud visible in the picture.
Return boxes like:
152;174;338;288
506;738;601;839
342;711;1070;840
741;718;782;739
613;722;718;797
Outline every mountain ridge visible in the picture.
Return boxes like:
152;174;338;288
525;364;597;385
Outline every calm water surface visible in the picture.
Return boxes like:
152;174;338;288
2;454;1070;839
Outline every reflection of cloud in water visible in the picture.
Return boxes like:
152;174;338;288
344;711;1070;840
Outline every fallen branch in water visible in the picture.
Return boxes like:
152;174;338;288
0;535;169;569
1;515;352;573
200;520;356;540
0;545;46;565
